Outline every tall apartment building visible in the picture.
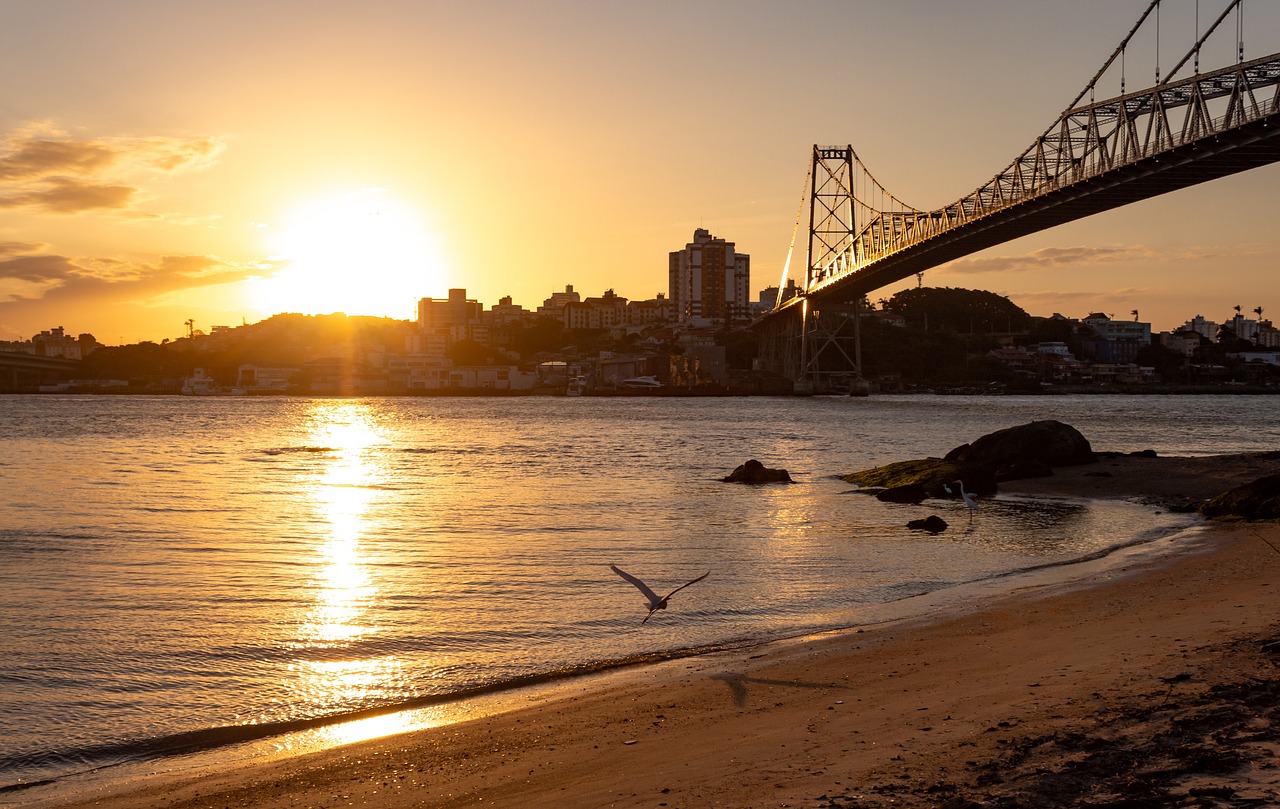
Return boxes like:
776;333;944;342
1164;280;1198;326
411;288;486;356
668;229;750;326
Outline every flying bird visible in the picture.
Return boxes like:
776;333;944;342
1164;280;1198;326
610;564;709;623
944;480;979;521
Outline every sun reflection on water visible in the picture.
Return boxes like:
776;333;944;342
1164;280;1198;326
293;402;394;710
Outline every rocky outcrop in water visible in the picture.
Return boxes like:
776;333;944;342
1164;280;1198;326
723;459;793;484
907;515;949;534
945;419;1096;476
844;420;1096;495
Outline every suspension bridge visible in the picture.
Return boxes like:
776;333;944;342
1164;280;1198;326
756;0;1280;392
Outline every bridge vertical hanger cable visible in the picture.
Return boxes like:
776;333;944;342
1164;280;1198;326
1063;0;1160;113
1233;0;1244;63
1164;1;1245;84
777;162;813;299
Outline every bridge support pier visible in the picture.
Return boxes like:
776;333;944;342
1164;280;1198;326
754;299;864;394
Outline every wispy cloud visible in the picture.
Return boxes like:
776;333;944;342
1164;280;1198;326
0;178;137;213
0;138;116;180
938;242;1269;276
939;244;1156;275
0;242;255;305
0;125;224;214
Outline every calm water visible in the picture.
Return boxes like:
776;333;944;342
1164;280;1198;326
1;393;1276;796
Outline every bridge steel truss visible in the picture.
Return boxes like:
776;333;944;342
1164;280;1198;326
761;43;1280;388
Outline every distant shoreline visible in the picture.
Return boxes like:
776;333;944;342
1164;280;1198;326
6;385;1280;397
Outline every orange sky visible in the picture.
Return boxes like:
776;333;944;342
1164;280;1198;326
2;0;1278;344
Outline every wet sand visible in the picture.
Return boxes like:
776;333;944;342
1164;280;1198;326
42;453;1280;808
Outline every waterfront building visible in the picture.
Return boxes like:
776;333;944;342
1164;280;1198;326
1079;313;1151;363
30;326;87;360
668;228;750;326
412;288;487;355
403;363;536;391
234;364;298;393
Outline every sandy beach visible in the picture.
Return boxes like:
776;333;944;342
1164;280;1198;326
42;452;1280;809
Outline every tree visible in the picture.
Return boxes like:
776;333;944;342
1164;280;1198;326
885;287;1030;334
1134;342;1187;382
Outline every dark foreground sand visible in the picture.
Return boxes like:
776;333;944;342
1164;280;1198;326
45;453;1280;809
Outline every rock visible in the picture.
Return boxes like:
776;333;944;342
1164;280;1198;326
1199;473;1280;520
949;419;1096;470
723;459;793;484
994;460;1053;482
843;458;996;496
907;515;949;534
1128;449;1158;458
877;483;927;503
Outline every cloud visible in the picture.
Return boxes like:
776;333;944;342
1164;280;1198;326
0;177;137;213
0;138;117;180
0;127;224;215
0;239;255;308
0;254;81;284
939;244;1155;275
129;136;223;172
0;241;47;259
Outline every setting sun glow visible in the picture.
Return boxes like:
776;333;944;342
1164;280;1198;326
254;189;445;319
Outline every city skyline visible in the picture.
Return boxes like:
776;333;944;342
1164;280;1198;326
2;1;1279;344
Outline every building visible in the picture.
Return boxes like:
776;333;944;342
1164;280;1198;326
1181;314;1218;341
624;293;672;327
1079;313;1151;363
668;228;750;326
1159;330;1204;357
536;285;581;318
412;288;486;356
485;296;532;327
30;326;87;360
235;364;298;393
564;289;628;330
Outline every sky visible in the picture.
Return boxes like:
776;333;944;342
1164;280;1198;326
1;0;1278;344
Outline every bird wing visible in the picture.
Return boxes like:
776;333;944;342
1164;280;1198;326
662;570;710;601
610;564;663;607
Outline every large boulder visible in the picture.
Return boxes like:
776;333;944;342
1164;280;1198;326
1199;474;1280;520
947;420;1095;471
723;459;793;484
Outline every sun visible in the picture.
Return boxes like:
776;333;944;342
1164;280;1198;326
253;188;446;319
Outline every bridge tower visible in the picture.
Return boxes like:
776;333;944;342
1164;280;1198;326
757;146;868;394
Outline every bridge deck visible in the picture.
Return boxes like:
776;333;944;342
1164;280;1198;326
775;110;1280;311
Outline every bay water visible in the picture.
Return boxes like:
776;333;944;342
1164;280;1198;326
1;393;1275;798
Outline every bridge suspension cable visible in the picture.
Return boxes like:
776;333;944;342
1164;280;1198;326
770;0;1280;313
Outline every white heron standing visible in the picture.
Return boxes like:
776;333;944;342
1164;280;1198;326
944;480;979;522
610;564;709;623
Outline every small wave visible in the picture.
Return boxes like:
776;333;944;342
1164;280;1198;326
0;643;741;792
396;447;468;455
258;447;337;456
